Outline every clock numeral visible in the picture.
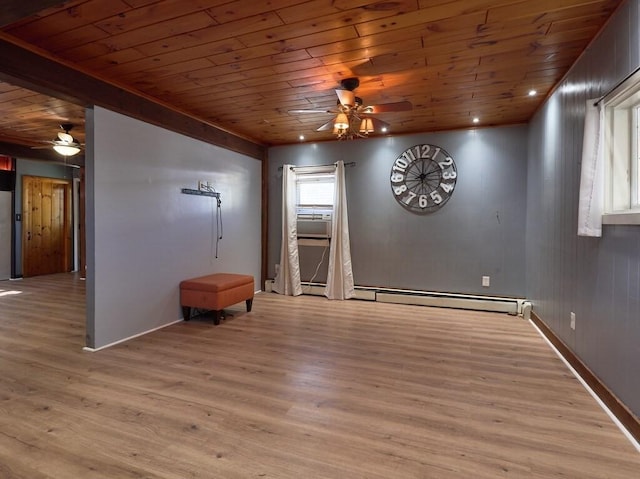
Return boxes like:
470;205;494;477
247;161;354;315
393;184;407;195
393;157;409;172
402;149;416;163
430;147;441;160
391;173;404;183
430;190;443;204
402;191;417;204
442;170;457;180
415;144;431;159
438;156;453;169
418;194;428;208
441;183;454;193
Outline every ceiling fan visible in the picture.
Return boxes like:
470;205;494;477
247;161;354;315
33;123;83;158
288;77;413;140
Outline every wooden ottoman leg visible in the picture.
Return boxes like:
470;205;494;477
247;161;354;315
246;298;253;312
182;306;191;321
214;310;222;325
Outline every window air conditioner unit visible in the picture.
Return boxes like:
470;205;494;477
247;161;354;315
296;207;332;238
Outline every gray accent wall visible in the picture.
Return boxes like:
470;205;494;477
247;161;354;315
86;107;261;349
268;125;528;297
526;0;640;416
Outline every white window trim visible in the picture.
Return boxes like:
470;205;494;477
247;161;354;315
602;210;640;224
601;68;640;225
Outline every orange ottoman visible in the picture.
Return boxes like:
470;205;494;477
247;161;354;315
180;273;254;325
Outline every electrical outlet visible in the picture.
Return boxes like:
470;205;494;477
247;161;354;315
570;312;576;330
482;276;490;287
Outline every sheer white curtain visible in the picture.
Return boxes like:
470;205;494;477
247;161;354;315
577;99;605;237
273;164;302;296
325;161;355;300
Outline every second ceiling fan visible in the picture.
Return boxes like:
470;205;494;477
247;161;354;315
289;77;413;140
32;123;83;157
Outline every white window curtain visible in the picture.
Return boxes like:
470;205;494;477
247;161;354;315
325;161;355;300
273;164;302;296
577;98;605;237
273;161;355;299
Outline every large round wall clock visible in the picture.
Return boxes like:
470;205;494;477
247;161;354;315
390;143;457;214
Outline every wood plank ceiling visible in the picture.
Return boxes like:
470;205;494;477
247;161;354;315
0;0;624;150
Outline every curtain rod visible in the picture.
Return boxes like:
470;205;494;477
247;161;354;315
278;161;356;171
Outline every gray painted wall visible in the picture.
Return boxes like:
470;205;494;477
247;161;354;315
13;158;75;277
87;107;261;349
526;0;640;416
0;191;10;280
268;125;528;297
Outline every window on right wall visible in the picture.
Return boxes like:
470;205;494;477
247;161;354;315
603;71;640;224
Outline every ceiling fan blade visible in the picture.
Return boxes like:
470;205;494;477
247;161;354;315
335;89;355;107
33;140;84;150
288;108;335;114
50;161;81;168
316;119;335;131
362;101;413;114
368;116;390;130
55;139;83;147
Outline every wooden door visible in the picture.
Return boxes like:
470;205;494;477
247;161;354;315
22;176;72;277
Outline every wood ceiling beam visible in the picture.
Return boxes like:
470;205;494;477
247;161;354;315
0;0;71;28
0;33;265;160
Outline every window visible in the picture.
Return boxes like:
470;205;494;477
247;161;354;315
295;171;334;238
296;173;334;218
602;70;640;223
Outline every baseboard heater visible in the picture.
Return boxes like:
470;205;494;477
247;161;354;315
264;280;531;318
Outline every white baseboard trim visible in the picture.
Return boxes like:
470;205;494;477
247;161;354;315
82;318;183;352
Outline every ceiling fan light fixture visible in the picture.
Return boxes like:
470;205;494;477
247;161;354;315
334;112;349;130
289;77;410;140
50;124;82;156
359;118;374;134
53;144;81;156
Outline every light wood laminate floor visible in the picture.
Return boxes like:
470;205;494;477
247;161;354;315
0;273;638;478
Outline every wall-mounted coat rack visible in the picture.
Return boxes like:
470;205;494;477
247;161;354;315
181;188;220;198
